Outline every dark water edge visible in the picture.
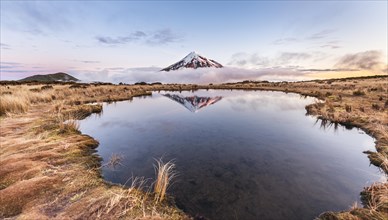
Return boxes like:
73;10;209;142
79;90;383;220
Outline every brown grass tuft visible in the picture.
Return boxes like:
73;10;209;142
104;153;124;169
361;182;388;212
0;95;29;116
58;115;80;134
153;159;177;203
353;89;366;96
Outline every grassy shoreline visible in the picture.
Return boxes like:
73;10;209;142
1;76;387;219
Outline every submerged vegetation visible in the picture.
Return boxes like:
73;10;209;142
105;153;124;169
0;75;387;219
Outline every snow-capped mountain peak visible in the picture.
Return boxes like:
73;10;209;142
161;51;223;71
162;93;223;112
183;51;199;63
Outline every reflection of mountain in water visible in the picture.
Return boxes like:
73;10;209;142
163;94;222;113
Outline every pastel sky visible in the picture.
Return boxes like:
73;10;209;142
1;1;387;83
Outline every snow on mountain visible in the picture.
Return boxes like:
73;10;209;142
161;51;223;71
162;93;222;112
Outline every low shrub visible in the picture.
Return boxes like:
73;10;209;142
372;104;380;110
353;90;366;96
29;88;41;92
41;85;53;90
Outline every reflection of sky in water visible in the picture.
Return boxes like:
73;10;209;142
227;93;312;111
79;90;383;220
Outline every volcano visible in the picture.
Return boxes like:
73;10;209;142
161;51;223;71
162;93;222;112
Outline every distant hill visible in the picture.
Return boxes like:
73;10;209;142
19;72;79;82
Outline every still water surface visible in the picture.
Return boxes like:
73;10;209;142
79;90;382;220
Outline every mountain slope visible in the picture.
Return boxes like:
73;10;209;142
161;51;223;71
19;72;79;82
163;93;222;112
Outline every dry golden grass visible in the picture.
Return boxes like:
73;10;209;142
61;119;80;134
0;85;55;116
55;113;80;134
0;84;188;219
0;95;28;115
362;182;388;212
0;84;152;116
349;201;360;211
153;159;177;203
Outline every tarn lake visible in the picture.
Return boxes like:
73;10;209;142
79;90;383;220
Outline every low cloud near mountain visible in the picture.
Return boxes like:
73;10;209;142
73;66;309;84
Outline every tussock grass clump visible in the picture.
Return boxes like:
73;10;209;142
318;182;388;220
0;95;29;116
364;151;388;174
101;176;178;219
77;104;103;118
69;84;87;89
41;85;53;90
353;89;366;96
153;159;177;203
361;182;388;212
29;88;41;92
57;114;80;134
25;91;54;104
105;177;148;213
372;103;380;110
60;120;80;134
104;153;124;169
